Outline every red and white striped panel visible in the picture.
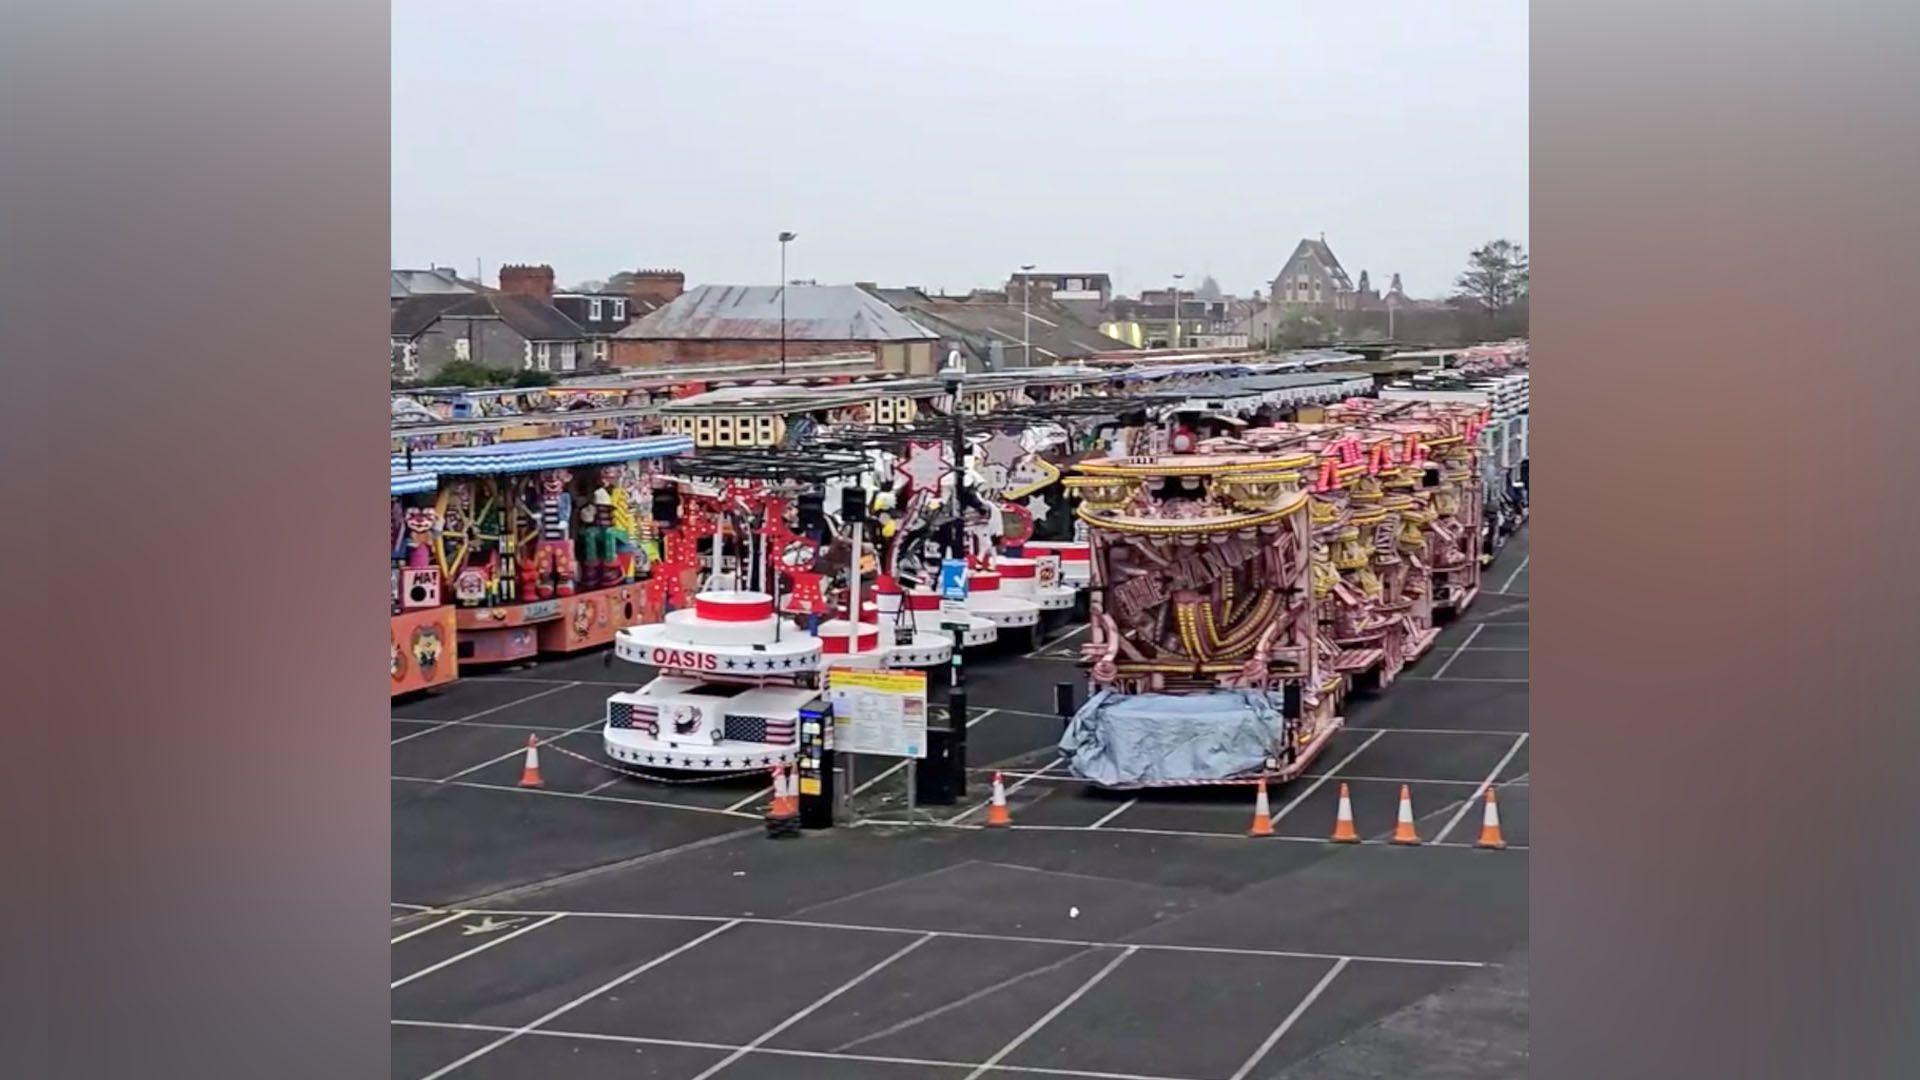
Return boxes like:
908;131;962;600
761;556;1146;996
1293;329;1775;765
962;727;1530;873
694;591;775;622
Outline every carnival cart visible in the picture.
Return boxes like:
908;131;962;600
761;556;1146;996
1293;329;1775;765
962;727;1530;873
1059;449;1338;788
391;434;692;664
606;448;951;773
391;466;458;697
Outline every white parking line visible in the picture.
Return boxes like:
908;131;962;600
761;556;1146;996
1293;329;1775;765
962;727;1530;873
1429;624;1484;680
963;946;1138;1080
416;920;742;1080
976;820;1528;851
1499;554;1530;593
436;715;605;782
1272;730;1385;824
389;910;468;945
392;716;578;734
687;934;935;1080
469;675;640;688
950;754;1064;823
1026;621;1090;658
393;1019;1207;1080
1431;733;1531;844
849;707;1006;801
390;682;580;746
1086;798;1137;829
391;912;566;989
1228;958;1350;1080
390;776;760;820
387;906;1492;969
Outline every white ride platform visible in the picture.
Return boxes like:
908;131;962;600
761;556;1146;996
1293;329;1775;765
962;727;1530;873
1020;541;1092;587
604;675;812;771
995;557;1081;611
904;590;1000;647
958;571;1041;629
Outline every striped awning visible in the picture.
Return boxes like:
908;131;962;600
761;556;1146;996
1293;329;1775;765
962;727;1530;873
390;469;439;496
391;434;694;476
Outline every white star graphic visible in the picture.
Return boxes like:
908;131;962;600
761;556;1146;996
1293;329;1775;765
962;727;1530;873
980;430;1026;471
895;441;950;499
1024;494;1051;520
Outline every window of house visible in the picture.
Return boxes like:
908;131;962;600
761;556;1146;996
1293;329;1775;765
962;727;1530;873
453;337;470;362
594;340;607;363
589;298;604;321
612;298;627;320
558;341;576;372
535;341;552;371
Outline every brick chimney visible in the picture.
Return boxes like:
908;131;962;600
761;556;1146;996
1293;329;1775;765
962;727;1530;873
623;268;685;307
498;264;555;301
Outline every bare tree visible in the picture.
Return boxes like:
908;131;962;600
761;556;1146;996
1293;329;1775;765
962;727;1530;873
1452;240;1529;316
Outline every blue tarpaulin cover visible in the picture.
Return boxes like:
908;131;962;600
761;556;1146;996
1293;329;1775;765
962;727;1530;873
1059;689;1284;787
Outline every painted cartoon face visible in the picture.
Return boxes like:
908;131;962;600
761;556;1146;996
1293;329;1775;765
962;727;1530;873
542;469;571;495
598;465;622;488
411;626;442;675
404;507;438;538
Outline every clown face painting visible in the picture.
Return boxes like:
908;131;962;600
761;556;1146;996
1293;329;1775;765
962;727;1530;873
403;506;438;569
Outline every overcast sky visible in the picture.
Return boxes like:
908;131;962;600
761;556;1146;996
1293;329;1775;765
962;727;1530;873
393;1;1526;299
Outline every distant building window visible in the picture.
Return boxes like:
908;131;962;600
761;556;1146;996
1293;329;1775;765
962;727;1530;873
535;341;552;371
612;298;627;320
589;298;604;320
453;337;470;362
594;340;607;362
558;341;577;372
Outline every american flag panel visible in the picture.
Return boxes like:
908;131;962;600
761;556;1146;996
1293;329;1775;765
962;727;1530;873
609;701;660;737
724;713;797;745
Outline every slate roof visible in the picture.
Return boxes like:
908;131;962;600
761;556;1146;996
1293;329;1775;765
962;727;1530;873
390;268;485;299
390;293;587;342
871;289;1134;364
615;284;938;342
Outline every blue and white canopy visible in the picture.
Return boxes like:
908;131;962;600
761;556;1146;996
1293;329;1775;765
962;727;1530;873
391;434;694;477
390;469;439;497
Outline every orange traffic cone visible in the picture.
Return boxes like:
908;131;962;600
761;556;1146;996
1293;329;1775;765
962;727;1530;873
1330;782;1360;843
1248;778;1274;837
1475;787;1507;849
768;763;797;818
764;761;800;838
517;734;544;788
1390;784;1421;845
985;772;1013;827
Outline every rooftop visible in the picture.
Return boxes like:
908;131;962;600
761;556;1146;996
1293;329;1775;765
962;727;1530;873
390;292;586;342
390;267;485;299
615;284;938;342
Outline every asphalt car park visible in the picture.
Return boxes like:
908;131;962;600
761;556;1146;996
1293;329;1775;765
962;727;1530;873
392;529;1528;1078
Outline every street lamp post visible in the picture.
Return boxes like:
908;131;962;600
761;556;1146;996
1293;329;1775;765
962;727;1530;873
778;231;796;375
1171;272;1185;349
1019;263;1035;368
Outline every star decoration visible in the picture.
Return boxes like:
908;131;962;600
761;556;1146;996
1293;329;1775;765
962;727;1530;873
895;441;951;499
1023;494;1051;521
980;430;1027;472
